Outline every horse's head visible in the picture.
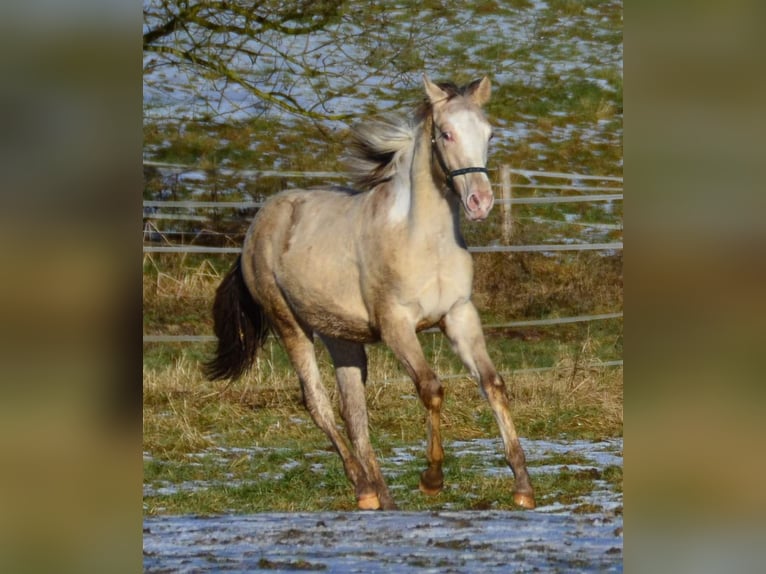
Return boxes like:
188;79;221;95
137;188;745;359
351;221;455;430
425;75;494;221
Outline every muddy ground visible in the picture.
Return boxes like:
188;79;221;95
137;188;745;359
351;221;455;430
144;439;622;572
144;509;622;573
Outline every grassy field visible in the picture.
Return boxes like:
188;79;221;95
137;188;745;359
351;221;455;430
143;0;622;515
143;251;622;514
143;339;622;515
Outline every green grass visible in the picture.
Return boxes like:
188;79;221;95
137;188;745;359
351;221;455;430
143;332;622;515
144;413;623;514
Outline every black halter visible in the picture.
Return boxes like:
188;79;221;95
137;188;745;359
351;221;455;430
431;124;489;184
448;166;490;178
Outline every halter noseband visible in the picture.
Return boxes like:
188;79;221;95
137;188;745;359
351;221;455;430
447;166;490;178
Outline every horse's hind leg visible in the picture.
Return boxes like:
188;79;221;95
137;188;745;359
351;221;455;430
440;301;536;509
322;337;397;510
276;323;380;509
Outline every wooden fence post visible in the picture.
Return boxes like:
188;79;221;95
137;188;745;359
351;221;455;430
500;164;512;243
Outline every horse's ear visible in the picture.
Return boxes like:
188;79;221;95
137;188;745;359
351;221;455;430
423;74;449;105
469;76;491;107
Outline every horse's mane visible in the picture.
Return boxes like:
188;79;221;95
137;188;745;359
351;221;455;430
344;80;483;190
344;113;414;190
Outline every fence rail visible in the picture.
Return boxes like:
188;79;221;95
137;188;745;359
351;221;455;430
143;163;623;357
142;194;622;212
144;160;347;180
143;163;622;247
143;242;622;255
143;160;623;182
142;312;623;344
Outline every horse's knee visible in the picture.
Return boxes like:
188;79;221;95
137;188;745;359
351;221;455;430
484;370;505;388
480;372;509;398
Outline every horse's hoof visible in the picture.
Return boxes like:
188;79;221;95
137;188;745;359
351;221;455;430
513;492;536;509
419;468;443;496
418;480;443;496
357;493;381;510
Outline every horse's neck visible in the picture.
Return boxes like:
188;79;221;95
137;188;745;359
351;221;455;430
407;123;457;236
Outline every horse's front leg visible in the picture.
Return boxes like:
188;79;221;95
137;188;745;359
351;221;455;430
380;317;445;496
440;301;536;509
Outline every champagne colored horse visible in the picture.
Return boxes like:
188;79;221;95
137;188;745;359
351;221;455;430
205;75;535;510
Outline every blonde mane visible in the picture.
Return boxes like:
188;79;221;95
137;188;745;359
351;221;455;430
344;80;482;191
344;113;414;190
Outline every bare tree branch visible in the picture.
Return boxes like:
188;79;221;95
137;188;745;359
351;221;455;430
143;0;469;121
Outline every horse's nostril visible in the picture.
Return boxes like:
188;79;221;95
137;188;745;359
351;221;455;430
468;191;492;211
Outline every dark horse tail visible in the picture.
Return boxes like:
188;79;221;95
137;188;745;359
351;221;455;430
203;255;271;381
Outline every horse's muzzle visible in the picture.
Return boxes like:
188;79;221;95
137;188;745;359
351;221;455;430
465;189;494;221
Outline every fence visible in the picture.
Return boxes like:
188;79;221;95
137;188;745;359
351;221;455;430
143;162;622;254
143;162;623;364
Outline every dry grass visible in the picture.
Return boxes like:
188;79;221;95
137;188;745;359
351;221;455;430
472;250;623;320
144;335;622;456
143;339;621;510
142;254;223;337
142;228;622;513
142;247;623;340
143;248;622;451
143;313;621;513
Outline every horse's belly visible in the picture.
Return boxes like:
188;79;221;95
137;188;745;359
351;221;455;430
277;259;378;342
292;292;377;342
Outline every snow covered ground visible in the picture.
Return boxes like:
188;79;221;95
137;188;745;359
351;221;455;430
144;438;623;572
144;509;622;572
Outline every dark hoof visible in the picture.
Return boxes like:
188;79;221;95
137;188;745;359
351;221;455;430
419;468;444;496
513;491;536;509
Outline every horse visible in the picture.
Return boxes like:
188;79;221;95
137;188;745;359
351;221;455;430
204;75;536;510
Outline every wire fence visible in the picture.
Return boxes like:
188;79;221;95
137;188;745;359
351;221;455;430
143;161;623;183
143;163;622;254
142;194;623;210
143;312;624;344
143;163;623;356
143;242;622;254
